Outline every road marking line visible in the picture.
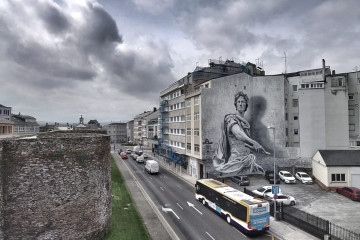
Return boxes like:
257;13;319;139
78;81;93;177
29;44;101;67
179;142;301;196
176;203;183;210
177;185;183;190
160;187;164;191
232;227;247;238
206;231;215;240
149;177;153;180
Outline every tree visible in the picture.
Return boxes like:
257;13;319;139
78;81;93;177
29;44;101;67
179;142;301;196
88;119;99;125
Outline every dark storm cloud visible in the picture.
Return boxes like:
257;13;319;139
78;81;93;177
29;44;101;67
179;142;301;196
38;1;70;34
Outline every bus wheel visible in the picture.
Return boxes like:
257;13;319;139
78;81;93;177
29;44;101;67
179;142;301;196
202;199;206;206
226;215;231;224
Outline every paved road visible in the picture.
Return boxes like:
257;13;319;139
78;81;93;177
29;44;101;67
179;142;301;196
122;153;277;240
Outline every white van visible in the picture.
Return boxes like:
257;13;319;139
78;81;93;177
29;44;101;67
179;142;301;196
145;160;159;174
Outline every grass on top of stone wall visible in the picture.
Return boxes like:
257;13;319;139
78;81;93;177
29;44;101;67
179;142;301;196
104;156;151;240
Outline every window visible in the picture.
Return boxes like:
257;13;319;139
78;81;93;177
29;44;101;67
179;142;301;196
194;96;199;105
338;78;343;87
186;114;191;121
349;94;354;100
294;116;298;120
170;105;173;111
187;143;191;150
349;109;355;116
194;112;200;120
194;144;200;152
181;129;185;135
181;102;185;108
349;124;355;131
285;113;288;121
186;100;191;107
294;129;299;135
292;99;298;107
181;115;185;121
292;85;298;92
170;117;173;122
194;128;200;136
181;143;185;148
187;128;191;135
205;83;209;88
331;174;345;182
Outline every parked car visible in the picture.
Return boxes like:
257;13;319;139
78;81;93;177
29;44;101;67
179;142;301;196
145;160;159;174
279;171;296;184
120;152;128;159
265;193;296;206
130;153;138;160
126;149;132;154
265;171;281;184
336;187;360;201
231;175;250;186
295;172;313;184
252;186;282;198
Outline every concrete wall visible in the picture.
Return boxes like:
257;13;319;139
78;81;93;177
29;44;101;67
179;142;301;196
0;131;111;239
324;86;349;148
299;88;326;157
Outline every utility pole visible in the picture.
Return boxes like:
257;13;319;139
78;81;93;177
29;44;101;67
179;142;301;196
355;66;360;140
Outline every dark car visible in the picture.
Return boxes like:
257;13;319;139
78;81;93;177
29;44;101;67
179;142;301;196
336;187;360;201
231;175;250;186
265;171;281;184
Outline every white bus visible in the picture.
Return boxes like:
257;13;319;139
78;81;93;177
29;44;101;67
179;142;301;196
195;179;270;235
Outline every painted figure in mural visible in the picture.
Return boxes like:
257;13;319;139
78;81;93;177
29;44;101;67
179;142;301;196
213;91;270;176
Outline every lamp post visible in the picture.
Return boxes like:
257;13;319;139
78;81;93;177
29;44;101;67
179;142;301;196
267;126;276;219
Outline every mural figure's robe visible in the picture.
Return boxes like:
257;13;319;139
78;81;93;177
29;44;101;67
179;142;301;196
213;114;264;175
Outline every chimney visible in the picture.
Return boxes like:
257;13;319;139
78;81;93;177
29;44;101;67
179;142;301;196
332;70;336;75
153;107;157;112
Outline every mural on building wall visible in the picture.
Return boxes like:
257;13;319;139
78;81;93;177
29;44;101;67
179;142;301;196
210;91;270;177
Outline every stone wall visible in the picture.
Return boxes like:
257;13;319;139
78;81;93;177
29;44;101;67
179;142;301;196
0;130;111;239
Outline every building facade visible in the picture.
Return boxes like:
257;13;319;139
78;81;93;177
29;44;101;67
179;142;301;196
127;120;134;143
159;58;360;181
11;113;39;136
0;104;11;120
107;123;127;143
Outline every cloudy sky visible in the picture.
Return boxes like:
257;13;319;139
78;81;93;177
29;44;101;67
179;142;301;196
0;0;359;124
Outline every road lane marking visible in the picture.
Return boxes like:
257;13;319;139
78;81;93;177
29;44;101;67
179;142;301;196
232;227;247;238
187;201;203;215
177;185;183;190
149;176;153;180
206;232;215;240
160;187;164;191
162;206;180;220
176;203;183;210
264;233;274;240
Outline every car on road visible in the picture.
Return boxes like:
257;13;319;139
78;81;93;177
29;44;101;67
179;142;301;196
336;187;360;201
295;172;313;184
279;171;296;184
252;186;282;198
130;153;138;160
231;175;250;186
264;193;296;206
145;160;159;174
126;149;132;154
265;171;281;184
136;154;145;163
120;152;128;159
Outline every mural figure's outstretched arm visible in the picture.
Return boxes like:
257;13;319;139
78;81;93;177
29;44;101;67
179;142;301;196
230;124;270;155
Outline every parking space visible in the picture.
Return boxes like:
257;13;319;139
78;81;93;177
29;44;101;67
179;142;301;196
225;175;360;234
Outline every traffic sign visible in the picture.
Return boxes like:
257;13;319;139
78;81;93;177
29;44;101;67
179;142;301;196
272;185;280;194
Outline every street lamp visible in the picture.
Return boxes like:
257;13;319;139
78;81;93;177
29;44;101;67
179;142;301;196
267;126;276;219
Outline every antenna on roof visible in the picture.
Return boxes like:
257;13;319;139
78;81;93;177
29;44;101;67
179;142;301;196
282;52;287;73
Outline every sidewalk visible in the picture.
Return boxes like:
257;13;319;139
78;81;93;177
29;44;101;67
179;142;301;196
150;151;319;240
